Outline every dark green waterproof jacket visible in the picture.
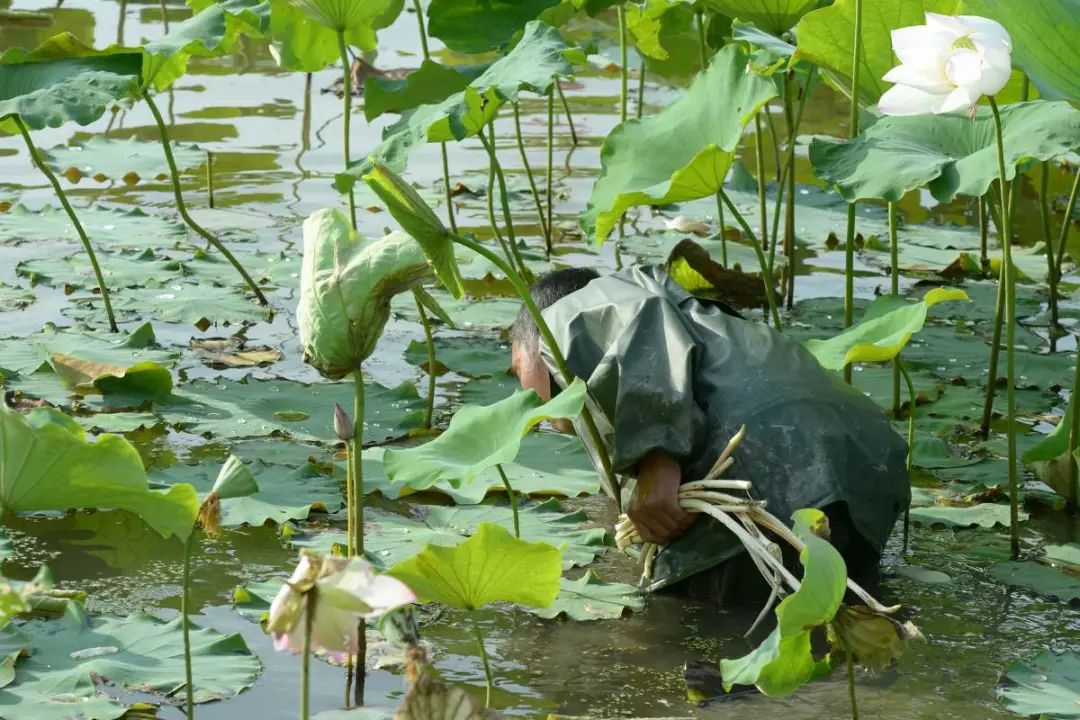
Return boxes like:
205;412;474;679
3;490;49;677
540;265;910;592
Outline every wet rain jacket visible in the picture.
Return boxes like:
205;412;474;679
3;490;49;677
541;265;910;592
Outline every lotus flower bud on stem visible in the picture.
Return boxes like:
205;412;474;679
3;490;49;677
333;403;354;442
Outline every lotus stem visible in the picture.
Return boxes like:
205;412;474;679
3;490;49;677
1054;167;1079;278
1066;330;1080;513
205;150;215;208
413;292;437;430
1040;162;1059;345
14;116;119;332
484;134;513;264
496;464;520;538
695;9;728;268
476;125;532;282
301;587;315;720
978;196;989;270
897;356;916;553
988;97;1020;560
159;0;169;31
472;614;495;707
546;91;555;259
768;67;814;276
181;531;196;720
718;190;783;330
890;202;901;419
513;103;550;250
618;5;628;122
765;107;783;195
411;0;429;57
755;114;769;252
451;233;621;509
783;72;797;312
636;58;646;118
351;369;367;705
337;29;357;229
845;641;859;720
842;0;864;384
981;255;1006;439
142;93;268;305
555;78;578;146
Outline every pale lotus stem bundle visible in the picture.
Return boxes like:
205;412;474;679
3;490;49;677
615;425;901;634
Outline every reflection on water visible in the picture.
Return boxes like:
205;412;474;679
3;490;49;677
1;2;1078;719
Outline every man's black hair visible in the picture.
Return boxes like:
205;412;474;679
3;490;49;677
510;267;600;352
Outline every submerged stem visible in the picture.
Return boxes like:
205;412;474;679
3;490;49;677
337;29;357;229
15;116;118;332
719;191;782;330
143;93;268;305
845;643;859;720
181;532;196;720
513;103;550;250
413;291;437;430
472;614;495;708
496;464;520;538
636;58;646;118
989;97;1020;560
1066;333;1080;513
897;356;916;553
555;78;578;146
1040;161;1059;342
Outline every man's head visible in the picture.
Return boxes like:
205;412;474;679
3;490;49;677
510;267;599;402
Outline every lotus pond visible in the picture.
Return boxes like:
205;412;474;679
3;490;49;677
0;1;1079;719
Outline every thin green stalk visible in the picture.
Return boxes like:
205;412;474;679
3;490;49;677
980;258;1006;439
978;196;989;270
546;91;555;259
159;0;169;32
1065;337;1080;513
142;93;268;305
301;587;315;720
472;615;495;708
351;369;366;706
764;107;783;190
413;291;437;430
411;0;429;57
897;356;916;553
181;532;196;720
697;9;727;267
476;126;532;281
496;464;519;538
513;103;550;250
14;116;118;332
555;78;578;146
768;67;814;275
636;58;646;118
452;233;621;507
890;202;900;419
989;97;1020;560
720;190;782;330
845;644;859;720
206;150;215;208
843;0;864;384
1054;167;1080;275
1040;162;1059;340
337;30;357;229
782;71;797;311
754;113;769;254
618;5;628;122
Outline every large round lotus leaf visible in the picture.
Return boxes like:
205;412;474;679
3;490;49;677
41;136;203;183
391;289;520;331
404;335;509;379
0;603;261;720
266;0;401;71
794;0;965;105
157;376;425;443
703;0;818;35
387;522;562;610
961;0;1080;105
151;459;342;527
428;0;561;53
991;561;1080;603
294;498;606;571
18;249;179;290
0;204;188;250
63;282;272;331
0;284;32;311
527;571;645;622
582;44;778;243
0;404;198;541
1044;543;1080;570
364;59;487;122
998;650;1080;720
810;102;1080;204
909;503;1027;529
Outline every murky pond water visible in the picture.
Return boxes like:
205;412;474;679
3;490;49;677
1;2;1078;719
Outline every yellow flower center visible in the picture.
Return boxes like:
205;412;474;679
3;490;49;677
951;36;977;52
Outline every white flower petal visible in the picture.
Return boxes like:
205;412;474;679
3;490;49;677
958;15;1012;50
974;45;1013;96
925;13;969;38
877;84;946;116
883;61;953;93
891;26;952;65
936;85;979;114
945;49;983;86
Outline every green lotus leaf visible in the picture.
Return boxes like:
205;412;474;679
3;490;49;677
41;135;204;183
1044;543;1080;570
731;18;796;58
383;379;586;493
0;284;33;311
909;503;1027;529
363;164;464;299
0;204;187;250
391;288;520;331
0;603;260;719
805;288;969;370
961;0;1080;105
810;102;1080;204
0;404;199;541
626;0;696;62
360;21;578;172
63;282;273;330
364;60;487;122
427;0;561;53
297;207;432;378
209;455;259;500
527;571;645;621
720;508;847;697
266;0;401;72
991;561;1080;604
403;335;509;379
998;650;1080;720
1023;398;1073;465
0;49;141;134
294;498;605;570
582;43;777;243
704;0;818;35
0;568;52;631
794;0;964;105
387;522;562;610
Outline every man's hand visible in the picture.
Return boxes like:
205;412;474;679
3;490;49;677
627;450;694;545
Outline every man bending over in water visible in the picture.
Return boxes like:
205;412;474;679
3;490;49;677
510;266;910;602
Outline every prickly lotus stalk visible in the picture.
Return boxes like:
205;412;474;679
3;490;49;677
297;207;433;379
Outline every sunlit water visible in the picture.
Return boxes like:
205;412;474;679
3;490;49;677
0;2;1078;719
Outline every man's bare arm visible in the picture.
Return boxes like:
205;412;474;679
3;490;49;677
627;449;695;545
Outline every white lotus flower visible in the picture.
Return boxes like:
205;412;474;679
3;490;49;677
267;551;416;661
878;13;1012;116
